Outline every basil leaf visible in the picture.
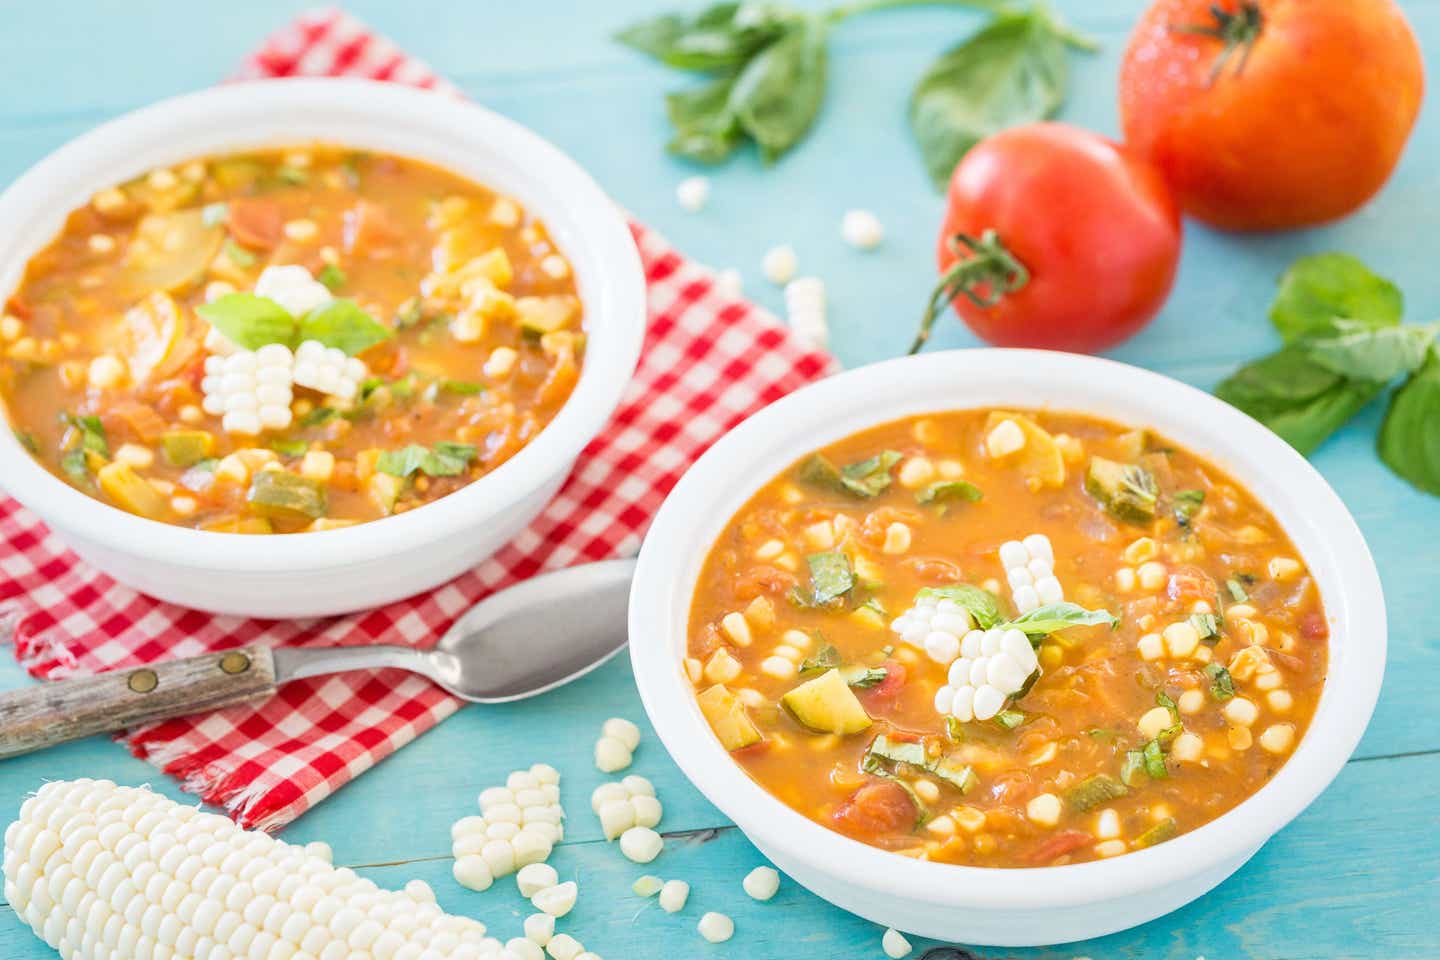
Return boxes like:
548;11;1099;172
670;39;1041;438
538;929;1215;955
61;413;109;457
1003;602;1118;637
728;16;828;163
666;75;746;163
1269;252;1403;343
916;480;983;505
1306;321;1438;383
1225;578;1249;603
269;439;309;458
844;666;888;689
298;299;393;357
1214;344;1383;455
918;584;1003;629
839;449;901;498
196;293;296;351
1141;738;1168;779
1190;613;1221;645
616;2;782;71
798;642;842;676
376;442;477;479
299;406;338;428
1378;348;1440;495
806;551;854;605
992;709;1026;730
909;10;1070;189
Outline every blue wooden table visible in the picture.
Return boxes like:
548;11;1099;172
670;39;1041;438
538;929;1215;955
2;2;1438;957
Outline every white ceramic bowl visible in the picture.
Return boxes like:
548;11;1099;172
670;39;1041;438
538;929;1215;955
630;349;1385;946
0;79;645;617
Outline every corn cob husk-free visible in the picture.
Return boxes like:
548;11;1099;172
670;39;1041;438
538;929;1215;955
3;779;503;960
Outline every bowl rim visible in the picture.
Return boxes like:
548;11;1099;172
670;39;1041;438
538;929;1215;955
630;348;1385;910
0;77;646;570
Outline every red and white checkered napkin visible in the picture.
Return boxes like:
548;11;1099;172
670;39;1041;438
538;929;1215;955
0;8;837;832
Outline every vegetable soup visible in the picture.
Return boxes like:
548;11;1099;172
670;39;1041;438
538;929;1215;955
687;410;1328;868
0;146;584;532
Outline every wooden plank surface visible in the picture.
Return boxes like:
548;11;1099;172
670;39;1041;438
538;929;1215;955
2;1;1438;957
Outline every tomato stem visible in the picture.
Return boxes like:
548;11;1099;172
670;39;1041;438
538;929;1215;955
910;230;1030;355
1170;2;1264;84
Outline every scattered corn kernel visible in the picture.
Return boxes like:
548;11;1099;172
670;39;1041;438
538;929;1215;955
1258;723;1296;754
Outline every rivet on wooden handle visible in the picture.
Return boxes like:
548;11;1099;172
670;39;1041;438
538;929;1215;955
0;645;279;760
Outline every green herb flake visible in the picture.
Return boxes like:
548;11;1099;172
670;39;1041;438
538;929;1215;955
1141;739;1168;780
1120;750;1146;787
992;709;1026;730
440;379;486;396
1190;613;1221;645
376;441;477;479
317;263;347;293
15;431;37;454
842;666;888;689
797;642;841;676
269;439;309;458
1225;577;1249;603
916;479;983;507
1156;690;1178;715
1172;488;1205;526
274;165;309;186
1204;663;1236;702
805;551;854;605
299;406;338;428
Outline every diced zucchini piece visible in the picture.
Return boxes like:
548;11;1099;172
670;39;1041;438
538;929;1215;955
161;430;216;467
201;515;274;534
368;472;404;515
865;734;928;768
696;684;763;751
1085;456;1159;524
124;209;224;294
247;470;327;520
781;668;872;735
1134;817;1178;848
1114;428;1150;462
983;411;1065;487
96;462;169;519
1064;774;1129;812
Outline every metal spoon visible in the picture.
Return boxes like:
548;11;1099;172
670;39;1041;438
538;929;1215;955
0;558;636;759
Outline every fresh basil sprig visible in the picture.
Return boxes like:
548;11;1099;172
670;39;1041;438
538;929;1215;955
197;293;393;357
617;0;1093;177
1215;253;1440;495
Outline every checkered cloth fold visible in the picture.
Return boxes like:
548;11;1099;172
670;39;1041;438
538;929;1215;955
0;7;836;831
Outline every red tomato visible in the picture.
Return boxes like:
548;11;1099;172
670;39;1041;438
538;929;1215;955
917;123;1181;355
832;780;916;839
1120;0;1424;231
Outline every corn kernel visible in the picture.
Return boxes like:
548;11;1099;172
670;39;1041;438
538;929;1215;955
882;522;912;555
745;595;776;631
1137;633;1164;661
147;168;178;190
1170;732;1204;762
450;312;485;344
1137;706;1173;740
773;645;803;663
1258;723;1295;754
1268;557;1303;581
484;346;518;379
759;656;795;680
283;218;319;242
91;187;129;215
1095;839;1127;858
1095;809;1120;840
985;419;1026;458
87;355;127;389
1162;621;1200;658
1177;689;1205;715
936;458;965;480
720;612;752;647
114;443;155;469
300;450;336;483
1025;793;1062;827
178;404;204;425
170;496;198;517
0;315;22;341
781;629;811;650
1114;567;1137;593
897;457;935;489
489;196;521;228
1267;689;1293;713
913;779;941;804
911;418;942;445
704;649;742;684
540;254;570;279
755;539;784;561
213;454;250;485
87;234;117;254
1137;561;1168;591
1223;697;1259;727
1228;725;1253;751
1235;524;1269;544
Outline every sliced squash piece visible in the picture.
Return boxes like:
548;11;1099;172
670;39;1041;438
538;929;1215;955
1085;456;1159;525
124;292;197;384
984;411;1066;488
247;470;328;521
697;684;762;751
781;668;872;735
124;208;224;295
96;462;169;520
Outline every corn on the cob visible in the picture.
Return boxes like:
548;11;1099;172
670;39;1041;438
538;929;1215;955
3;779;506;960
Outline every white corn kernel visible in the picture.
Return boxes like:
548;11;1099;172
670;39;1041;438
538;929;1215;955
882;927;912;958
299;450;334;483
594;736;632;773
516;863;559;898
658;878;689;913
762;245;797;285
531;880;577;918
840;209;884;250
1025;793;1062;828
1223;698;1259;727
602;717;641;751
1137;633;1163;660
484;346;518;379
1137;562;1168;591
676;176;710;213
1267;689;1294;712
759;656;796;679
509;937;546;960
1258;723;1296;754
721;611;753;647
1095;808;1120;840
882;522;912;555
87;355;127;390
619;827;663;864
1268;557;1303;581
1138;706;1174;740
1178;689;1205;714
524;912;555;946
697;912;734;943
114;444;155;469
741;866;780;901
283;219;318;242
1171;732;1204;762
546;933;584;960
1115;567;1137;593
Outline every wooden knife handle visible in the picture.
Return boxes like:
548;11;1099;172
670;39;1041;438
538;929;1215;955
0;646;277;759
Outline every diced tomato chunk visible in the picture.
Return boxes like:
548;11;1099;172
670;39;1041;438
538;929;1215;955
833;780;916;839
1299;611;1329;641
1166;565;1217;606
226;198;284;249
1026;829;1093;865
343;200;402;255
733;566;797;601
